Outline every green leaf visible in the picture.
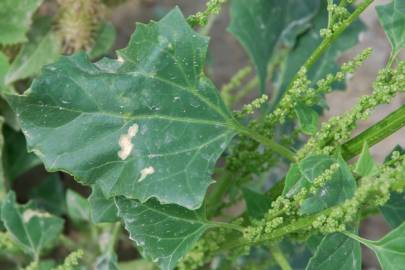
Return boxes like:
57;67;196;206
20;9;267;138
0;0;44;45
273;1;365;106
0;118;6;201
7;8;237;210
89;22;117;59
242;188;270;219
295;103;319;135
0;191;64;258
3;125;41;180
66;189;90;223
376;0;405;56
297;155;356;215
228;0;320;92
89;185;119;224
348;222;405;270
5;16;60;84
354;142;378;177
380;192;405;228
306;232;361;270
30;174;66;216
115;197;212;270
283;164;304;196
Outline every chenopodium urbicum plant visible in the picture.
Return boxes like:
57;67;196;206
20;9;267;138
3;0;405;269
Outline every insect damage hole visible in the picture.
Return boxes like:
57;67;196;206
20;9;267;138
138;166;155;182
118;123;139;160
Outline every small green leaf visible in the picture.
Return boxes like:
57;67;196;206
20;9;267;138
306;232;361;270
30;174;66;216
298;155;356;215
242;188;270;219
89;185;119;224
66;190;90;223
354;142;378;177
89;22;117;59
5;16;60;84
228;0;320;92
376;0;405;56
348;222;405;270
115;197;212;270
119;259;156;270
8;8;237;210
380;192;405;228
283;164;305;197
295;103;319;135
0;191;64;258
0;0;44;45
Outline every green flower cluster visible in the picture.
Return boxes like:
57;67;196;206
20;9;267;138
0;232;18;253
235;95;269;118
221;66;253;107
267;48;372;130
54;249;84;270
243;162;340;242
187;0;227;27
178;228;228;270
321;1;352;38
313;152;405;234
299;61;405;159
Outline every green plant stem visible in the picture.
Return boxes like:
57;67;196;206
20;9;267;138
238;125;296;162
286;0;374;92
342;105;405;160
207;172;232;217
343;231;374;249
270;244;293;270
106;222;121;256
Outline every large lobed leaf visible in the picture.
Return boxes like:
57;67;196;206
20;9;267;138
7;8;238;210
115;197;213;270
228;0;320;92
0;0;43;45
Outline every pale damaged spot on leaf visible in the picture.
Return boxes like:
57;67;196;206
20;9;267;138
138;166;155;182
22;209;50;223
118;124;139;160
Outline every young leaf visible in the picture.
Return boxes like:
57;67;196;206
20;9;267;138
283;163;305;197
306;232;361;270
376;0;405;57
89;22;117;59
115;197;213;270
30;174;66;216
295;103;319;135
347;222;405;270
273;1;365;106
7;8;237;210
299;155;356;215
66;189;90;223
242;188;271;219
0;191;64;258
89;185;119;224
354;142;378;177
380;192;405;228
228;0;320;92
0;0;43;45
5;17;60;84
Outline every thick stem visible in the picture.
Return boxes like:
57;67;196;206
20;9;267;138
271;244;293;270
106;222;121;256
342;105;405;160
